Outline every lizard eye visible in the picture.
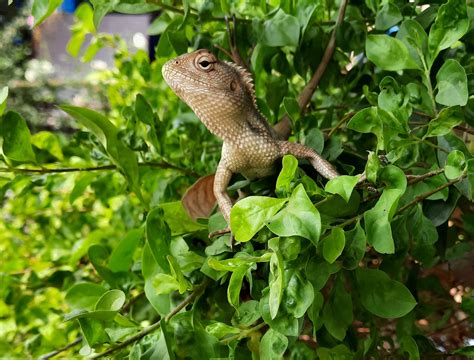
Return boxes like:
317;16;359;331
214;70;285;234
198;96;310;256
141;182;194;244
199;60;210;69
195;53;215;71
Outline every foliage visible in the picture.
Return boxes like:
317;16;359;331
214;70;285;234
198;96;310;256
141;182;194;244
1;0;473;358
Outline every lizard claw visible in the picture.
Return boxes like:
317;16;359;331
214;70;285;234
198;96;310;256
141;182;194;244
209;227;235;250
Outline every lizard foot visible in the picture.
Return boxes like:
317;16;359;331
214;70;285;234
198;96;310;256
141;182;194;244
209;227;235;250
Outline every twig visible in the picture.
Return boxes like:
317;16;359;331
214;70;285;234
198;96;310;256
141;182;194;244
396;176;465;215
327;111;355;138
273;0;349;139
427;317;470;337
38;337;82;360
90;279;210;359
406;168;444;185
0;161;198;177
455;125;474;135
224;15;246;67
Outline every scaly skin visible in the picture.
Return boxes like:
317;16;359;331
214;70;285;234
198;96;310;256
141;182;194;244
162;49;339;224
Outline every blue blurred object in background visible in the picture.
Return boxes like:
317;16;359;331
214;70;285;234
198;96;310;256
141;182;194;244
61;0;78;14
386;25;399;36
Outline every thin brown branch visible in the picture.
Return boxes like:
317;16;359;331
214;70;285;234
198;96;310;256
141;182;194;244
327;111;355;139
90;279;210;359
0;161;198;177
427;317;470;337
455;125;474;135
396;176;465;215
406;168;445;185
274;0;349;139
38;337;82;360
225;15;247;67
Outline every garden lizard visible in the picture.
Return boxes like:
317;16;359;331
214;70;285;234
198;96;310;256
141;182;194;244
162;49;339;224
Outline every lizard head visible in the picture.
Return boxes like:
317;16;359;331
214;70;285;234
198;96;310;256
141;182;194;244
162;49;257;124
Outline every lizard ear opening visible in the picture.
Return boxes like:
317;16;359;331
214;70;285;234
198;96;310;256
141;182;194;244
229;80;238;91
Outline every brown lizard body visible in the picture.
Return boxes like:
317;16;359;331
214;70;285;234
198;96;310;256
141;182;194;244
162;49;339;224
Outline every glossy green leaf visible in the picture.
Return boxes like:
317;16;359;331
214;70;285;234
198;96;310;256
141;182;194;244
260;289;299;336
365;151;381;184
325;176;358;203
261;9;300;47
435;59;468;106
342;221;366;270
152;273;180;295
259;329;288;360
0;111;36;163
375;3;402;31
65;283;107;310
268;239;284;319
397;20;428;70
95;289;125;311
444;150;466;180
233;300;261;326
108;228;143;272
267;184;320;245
32;0;62;27
306;257;340;291
228;264;251;310
322;275;353;341
207;252;271;272
142;244;171;315
425;106;463;138
230;196;287;242
400;336;420;360
90;0;118;30
275;155;298;197
285;272;314;319
317;344;353;360
427;0;469;64
356;268;417;318
366;35;420;71
323;228;346;264
205;322;240;339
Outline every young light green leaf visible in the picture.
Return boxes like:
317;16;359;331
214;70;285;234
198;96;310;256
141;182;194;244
152;273;180;295
365;151;381;184
322;275;353;341
31;131;64;160
261;9;300;47
32;0;63;27
231;197;287;242
0;111;36;163
323;228;346;264
427;0;469;65
366;35;420;71
0;86;8;116
445;150;466;180
167;255;191;294
146;208;172;272
356;268;417;318
259;329;288;360
267;184;321;245
275;155;298;197
435;59;468;106
205;322;240;339
425;106;463;138
65;283;107;310
95;289;126;311
325;175;358;203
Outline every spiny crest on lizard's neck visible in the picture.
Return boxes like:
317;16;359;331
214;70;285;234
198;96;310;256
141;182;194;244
162;49;264;139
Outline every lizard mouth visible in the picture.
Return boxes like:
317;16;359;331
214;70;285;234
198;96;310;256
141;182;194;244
162;64;210;92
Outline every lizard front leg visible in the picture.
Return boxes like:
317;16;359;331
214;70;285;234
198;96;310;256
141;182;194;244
213;160;234;223
279;141;339;179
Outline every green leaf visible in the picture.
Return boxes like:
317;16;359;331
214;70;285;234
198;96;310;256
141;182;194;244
259;329;288;360
365;151;381;184
260;289;299;336
90;0;118;30
285;272;314;319
142;244;171;315
322;275;353;341
0;111;36;163
427;0;469;64
275;155;298;197
168;255;191;294
325;176;358;203
230;197;287;242
306;257;340;291
70;173;95;204
323;228;346;264
152;273;180;295
444;150;466;180
267;184;321;245
268;239;284;319
31;131;64;160
32;0;62;27
88;244;116;286
261;9;300;47
228;264;251;310
60;105;144;204
233;300;261;326
317;344;353;360
65;283;107;310
342;221;366;270
435;59;468;106
356;268;417;318
95;289;125;311
397;20;428;70
425;106;463;138
282;97;300;123
205;322;240;339
400;336;420;360
146;208;172;273
0;86;8;116
375;3;402;31
366;35;420;71
135;93;155;126
207;253;272;271
108;228;143;272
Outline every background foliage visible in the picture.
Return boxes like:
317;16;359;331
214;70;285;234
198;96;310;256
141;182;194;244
1;0;473;358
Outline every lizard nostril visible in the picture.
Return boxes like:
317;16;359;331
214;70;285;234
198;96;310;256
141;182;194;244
175;60;179;65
